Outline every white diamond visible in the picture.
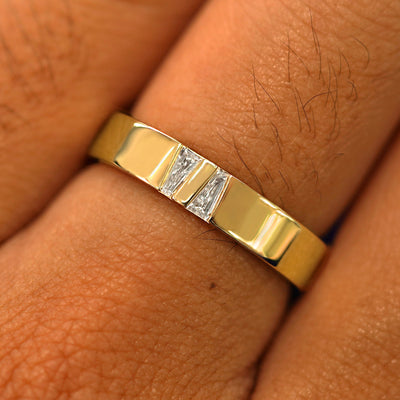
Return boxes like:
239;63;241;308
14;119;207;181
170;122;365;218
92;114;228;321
161;147;202;197
187;169;229;221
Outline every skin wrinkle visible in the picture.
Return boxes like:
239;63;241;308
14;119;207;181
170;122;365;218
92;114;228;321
0;104;27;129
28;1;57;90
0;272;186;396
5;0;48;82
5;313;111;398
0;0;85;131
0;26;33;100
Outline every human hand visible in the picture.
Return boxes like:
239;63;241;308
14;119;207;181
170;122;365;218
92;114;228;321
0;0;399;399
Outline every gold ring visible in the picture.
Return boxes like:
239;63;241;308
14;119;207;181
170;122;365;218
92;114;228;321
89;112;327;290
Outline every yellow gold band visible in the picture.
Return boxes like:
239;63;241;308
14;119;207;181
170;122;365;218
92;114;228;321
89;112;327;290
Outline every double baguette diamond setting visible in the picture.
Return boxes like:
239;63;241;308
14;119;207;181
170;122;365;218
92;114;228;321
160;147;229;222
90;113;328;290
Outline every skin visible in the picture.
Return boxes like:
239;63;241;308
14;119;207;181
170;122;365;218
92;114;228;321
0;0;399;398
0;0;205;241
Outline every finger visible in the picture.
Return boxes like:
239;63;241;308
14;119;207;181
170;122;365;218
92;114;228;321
0;0;399;398
0;165;290;399
0;0;204;242
135;0;400;234
252;133;400;399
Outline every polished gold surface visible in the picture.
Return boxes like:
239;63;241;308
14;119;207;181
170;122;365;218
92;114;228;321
89;112;327;290
90;113;135;163
116;125;181;190
211;177;301;266
173;160;217;206
90;114;181;190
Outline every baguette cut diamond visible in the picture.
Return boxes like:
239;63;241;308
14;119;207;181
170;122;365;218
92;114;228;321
187;169;229;221
161;147;202;197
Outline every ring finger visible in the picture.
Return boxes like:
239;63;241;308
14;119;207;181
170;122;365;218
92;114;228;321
0;0;399;398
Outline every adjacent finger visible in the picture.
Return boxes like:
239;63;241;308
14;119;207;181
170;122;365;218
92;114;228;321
252;132;400;399
0;0;204;242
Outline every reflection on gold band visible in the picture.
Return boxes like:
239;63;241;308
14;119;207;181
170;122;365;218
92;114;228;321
89;113;327;290
173;161;217;206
